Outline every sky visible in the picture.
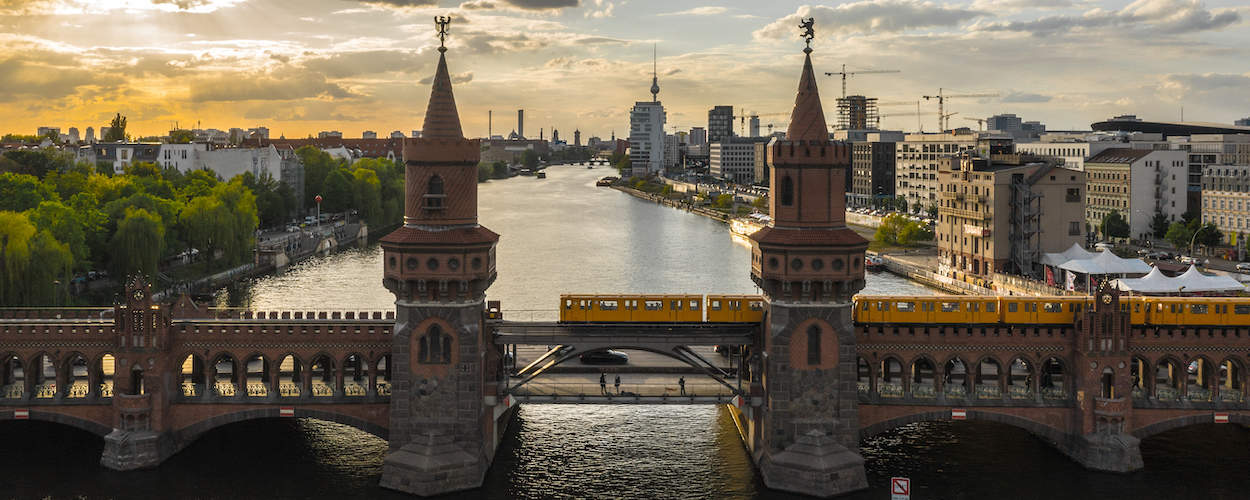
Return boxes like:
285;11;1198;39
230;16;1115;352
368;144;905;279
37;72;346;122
2;0;1248;140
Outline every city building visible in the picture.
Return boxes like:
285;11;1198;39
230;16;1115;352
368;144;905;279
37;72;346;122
710;137;768;184
835;95;879;130
708;106;733;143
574;129;581;147
411;130;422;139
689;127;707;148
158;143;209;171
986;113;1045;140
390;131;405;139
1084;148;1188;241
937;148;1086;280
84;127;95;143
1013;136;1123;171
318;131;343;139
748;116;760;138
246;137;404;162
849;131;903;207
1201;164;1250;246
198;144;292;183
362;131;378;140
753;141;768;186
480;138;549;165
76;142;161;174
193;128;230;145
628;62;666;177
664;133;681;170
516;109;525;139
1237;118;1250;127
36;126;59;138
894;131;986;212
248;127;270;140
1171;134;1250;209
67;127;80;144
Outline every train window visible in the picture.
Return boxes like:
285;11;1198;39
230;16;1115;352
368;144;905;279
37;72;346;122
1134;304;1140;313
896;302;915;312
645;300;663;311
600;300;618;311
671;300;681;310
581;300;590;309
986;302;996;312
710;300;722;310
969;302;979;312
1191;304;1208;314
1170;304;1176;313
749;301;764;311
863;302;871;311
565;299;574;309
1043;303;1062;313
1236;305;1250;315
730;300;741;310
940;302;960;312
690;300;701;311
1007;302;1018;312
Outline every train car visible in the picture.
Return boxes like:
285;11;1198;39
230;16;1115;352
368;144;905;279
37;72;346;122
1138;297;1250;326
706;295;766;322
633;295;704;322
855;296;932;324
560;294;704;322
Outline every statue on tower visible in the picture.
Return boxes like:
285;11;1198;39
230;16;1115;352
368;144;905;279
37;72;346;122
798;17;814;51
434;15;451;52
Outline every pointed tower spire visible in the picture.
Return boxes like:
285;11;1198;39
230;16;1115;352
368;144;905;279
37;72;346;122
786;19;828;143
421;16;463;139
650;44;660;102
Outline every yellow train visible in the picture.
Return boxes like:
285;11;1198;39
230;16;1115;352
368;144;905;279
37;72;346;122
854;295;1250;327
559;294;765;323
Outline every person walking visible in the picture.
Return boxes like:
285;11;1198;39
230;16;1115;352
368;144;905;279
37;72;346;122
614;374;621;394
599;373;607;395
679;376;686;396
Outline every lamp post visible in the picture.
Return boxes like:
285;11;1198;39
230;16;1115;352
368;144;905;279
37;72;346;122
314;194;323;231
1188;225;1209;261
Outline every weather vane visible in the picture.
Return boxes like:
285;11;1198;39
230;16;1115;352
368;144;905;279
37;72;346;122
798;17;815;53
434;15;451;52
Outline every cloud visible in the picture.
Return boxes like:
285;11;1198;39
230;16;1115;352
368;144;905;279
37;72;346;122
754;1;988;40
974;0;1241;36
453;0;579;10
1001;90;1052;103
419;71;474;84
1159;72;1250;95
299;50;427;78
356;0;436;7
659;6;727;16
189;69;360;102
0;55;120;101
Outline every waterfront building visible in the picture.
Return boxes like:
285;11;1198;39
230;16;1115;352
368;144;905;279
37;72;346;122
850;131;903;207
753;141;768;186
937;146;1086;279
628;63;665;177
709;137;767;184
1201;164;1250;245
894;131;987;213
1084;148;1188;241
707;105;733;143
663;133;681;170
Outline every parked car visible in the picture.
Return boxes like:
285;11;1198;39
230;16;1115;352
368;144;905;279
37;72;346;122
578;350;629;365
1237;263;1250;273
1094;242;1114;252
1179;256;1197;265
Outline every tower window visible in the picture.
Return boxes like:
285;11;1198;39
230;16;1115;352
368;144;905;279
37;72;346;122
418;324;452;364
807;325;821;366
424;175;446;210
781;176;794;206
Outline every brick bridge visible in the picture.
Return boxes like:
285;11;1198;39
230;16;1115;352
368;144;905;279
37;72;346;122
5;23;1250;499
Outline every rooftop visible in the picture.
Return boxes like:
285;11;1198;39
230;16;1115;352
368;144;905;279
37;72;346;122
1086;148;1156;164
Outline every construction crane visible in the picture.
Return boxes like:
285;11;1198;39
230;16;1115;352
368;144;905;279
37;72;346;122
823;64;901;99
964;117;986;131
923;88;999;131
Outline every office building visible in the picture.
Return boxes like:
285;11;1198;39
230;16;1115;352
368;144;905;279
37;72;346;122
850;131;903;207
749;116;760;138
710;137;768;184
895;131;986;212
1084;148;1188;241
628;59;666;177
708;106;733;143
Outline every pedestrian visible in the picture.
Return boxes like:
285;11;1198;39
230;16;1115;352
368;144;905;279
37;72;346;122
614;374;621;394
599;373;607;395
679;376;686;396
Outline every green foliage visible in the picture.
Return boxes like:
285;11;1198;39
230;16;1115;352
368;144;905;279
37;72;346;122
521;149;539;170
1100;210;1131;239
124;161;161;178
751;195;769;211
169;129;195;144
1;134;41;143
27;200;89;267
321;169;353;213
1151;213;1171;239
875;214;933;247
0;172;57;212
1164;221;1192;250
0;210;75;305
297;146;344;209
714;193;734;209
926;205;938;219
894;196;909;214
2;148;76;177
241;172;296;229
104;113;127;142
110;208;165;280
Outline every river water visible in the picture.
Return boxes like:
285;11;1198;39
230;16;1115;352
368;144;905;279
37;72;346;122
4;165;1250;499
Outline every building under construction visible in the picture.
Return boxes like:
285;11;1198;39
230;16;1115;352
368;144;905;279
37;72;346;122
836;95;879;130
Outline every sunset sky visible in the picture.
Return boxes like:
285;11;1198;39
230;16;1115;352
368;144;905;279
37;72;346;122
2;0;1247;140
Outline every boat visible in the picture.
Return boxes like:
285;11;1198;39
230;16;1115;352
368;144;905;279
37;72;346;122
519;168;533;176
596;176;618;187
729;213;771;238
536;171;546;179
865;254;885;271
587;165;594;169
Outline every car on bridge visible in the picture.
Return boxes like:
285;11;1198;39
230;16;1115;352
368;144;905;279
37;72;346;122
579;350;629;364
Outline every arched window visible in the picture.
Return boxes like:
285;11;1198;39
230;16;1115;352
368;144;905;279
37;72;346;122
806;325;820;366
424;175;445;210
418;325;451;364
781;176;794;206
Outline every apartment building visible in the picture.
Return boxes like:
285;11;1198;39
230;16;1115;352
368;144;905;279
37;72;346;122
850;131;902;207
1201;164;1250;245
895;131;984;212
1084;148;1188;241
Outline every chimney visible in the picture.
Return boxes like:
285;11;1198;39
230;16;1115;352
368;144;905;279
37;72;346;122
517;109;524;140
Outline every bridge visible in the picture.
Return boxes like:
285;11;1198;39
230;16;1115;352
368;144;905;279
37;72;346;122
5;25;1250;499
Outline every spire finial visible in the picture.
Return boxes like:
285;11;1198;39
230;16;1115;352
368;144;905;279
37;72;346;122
799;17;814;54
434;15;451;53
650;44;660;102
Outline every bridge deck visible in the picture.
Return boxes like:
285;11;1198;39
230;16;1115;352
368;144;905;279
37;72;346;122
492;321;756;347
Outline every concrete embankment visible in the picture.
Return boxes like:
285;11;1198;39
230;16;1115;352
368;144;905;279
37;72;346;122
610;184;731;222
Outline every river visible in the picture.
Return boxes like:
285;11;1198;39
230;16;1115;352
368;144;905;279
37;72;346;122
4;165;1249;499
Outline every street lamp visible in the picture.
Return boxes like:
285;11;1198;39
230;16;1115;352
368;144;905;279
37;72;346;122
314;194;323;230
1188;225;1209;260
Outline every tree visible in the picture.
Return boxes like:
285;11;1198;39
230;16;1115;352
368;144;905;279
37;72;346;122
26;200;89;267
110;208;165;280
894;196;908;214
0;172;57;212
1164;221;1192;250
751;195;768;211
521;149;539;170
926;205;938;219
0;211;37;305
25;230;73;305
1150;213;1170;239
211;179;259;265
876;213;932;247
351;168;382;227
3;149;75;178
714;193;734;209
241;172;295;229
1100;210;1130;240
169;129;195;144
104;113;127;142
321;169;353;213
297;146;339;209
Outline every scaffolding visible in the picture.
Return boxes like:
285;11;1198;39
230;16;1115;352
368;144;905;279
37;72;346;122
836;95;879;130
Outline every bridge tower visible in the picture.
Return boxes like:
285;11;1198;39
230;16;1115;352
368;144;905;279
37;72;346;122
1068;283;1143;471
378;17;506;496
100;276;176;470
744;26;870;497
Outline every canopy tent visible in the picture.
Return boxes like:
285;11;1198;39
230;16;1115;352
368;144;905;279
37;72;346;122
1116;265;1246;294
1058;250;1153;276
1042;243;1098;267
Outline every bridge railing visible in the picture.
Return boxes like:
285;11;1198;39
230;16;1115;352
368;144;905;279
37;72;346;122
496;309;559;322
509;382;737;398
0;308;114;320
201;308;395;321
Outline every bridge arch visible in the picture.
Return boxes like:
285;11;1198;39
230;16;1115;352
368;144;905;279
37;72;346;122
860;409;1070;450
63;351;90;398
1134;413;1250;441
510;344;740;393
172;408;389;451
0;409;111;436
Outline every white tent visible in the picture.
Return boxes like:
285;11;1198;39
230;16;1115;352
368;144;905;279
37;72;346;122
1116;265;1246;294
1058;250;1153;276
1042;243;1098;267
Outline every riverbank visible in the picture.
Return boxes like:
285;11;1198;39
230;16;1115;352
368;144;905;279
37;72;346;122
610;184;733;222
